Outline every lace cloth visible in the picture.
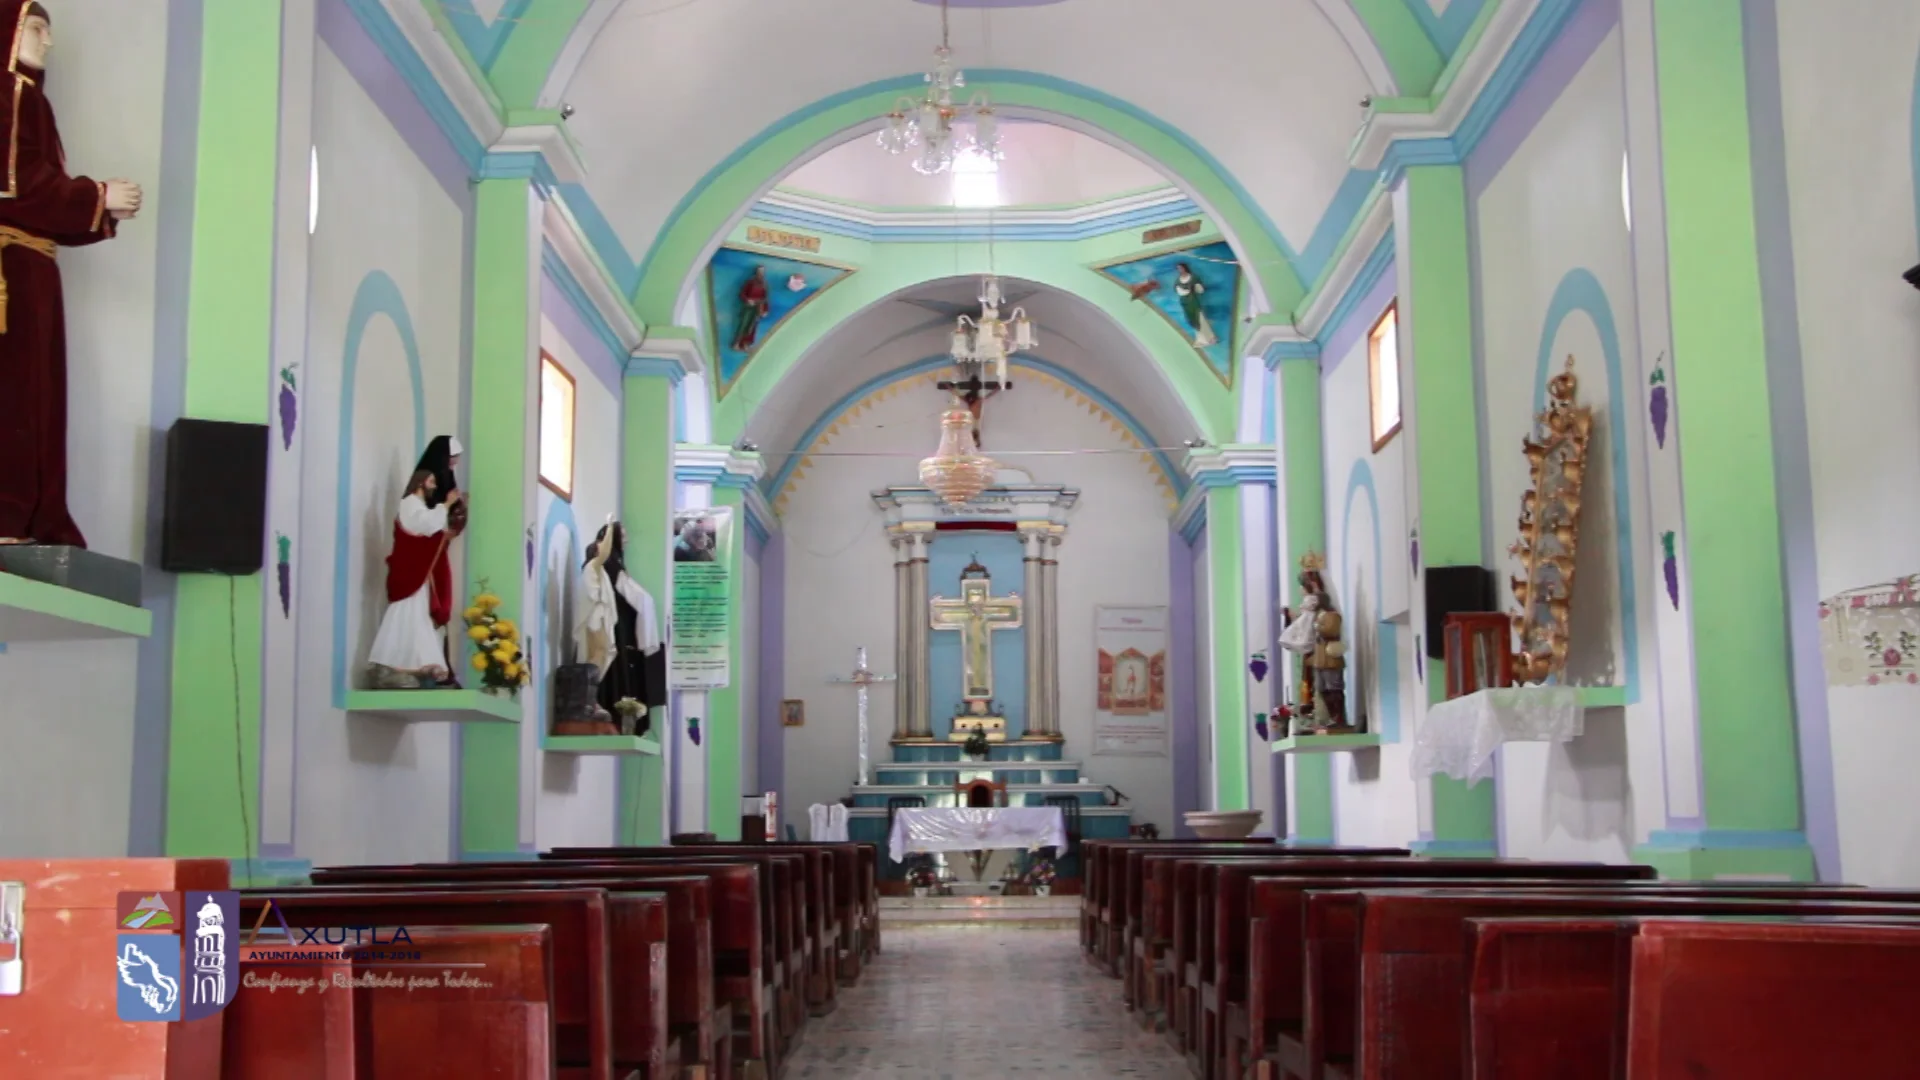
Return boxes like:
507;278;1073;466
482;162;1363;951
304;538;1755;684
1411;686;1584;785
887;807;1067;864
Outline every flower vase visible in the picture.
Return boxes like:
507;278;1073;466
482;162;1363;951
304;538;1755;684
913;886;928;899
1036;884;1051;897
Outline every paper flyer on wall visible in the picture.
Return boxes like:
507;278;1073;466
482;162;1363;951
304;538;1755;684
1093;605;1169;756
669;506;732;689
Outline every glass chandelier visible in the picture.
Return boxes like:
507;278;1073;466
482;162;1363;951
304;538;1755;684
950;275;1035;388
919;401;997;505
876;0;1001;176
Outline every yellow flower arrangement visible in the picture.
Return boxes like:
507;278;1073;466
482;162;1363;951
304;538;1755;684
463;577;530;696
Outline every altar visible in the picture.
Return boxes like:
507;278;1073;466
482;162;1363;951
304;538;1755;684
887;806;1067;864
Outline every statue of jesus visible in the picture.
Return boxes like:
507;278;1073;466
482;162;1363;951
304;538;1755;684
0;1;143;547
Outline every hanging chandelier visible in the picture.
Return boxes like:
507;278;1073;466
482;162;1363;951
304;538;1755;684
919;399;997;505
876;0;1000;176
950;275;1035;389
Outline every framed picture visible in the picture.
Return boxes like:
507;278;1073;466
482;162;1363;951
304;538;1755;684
781;699;805;727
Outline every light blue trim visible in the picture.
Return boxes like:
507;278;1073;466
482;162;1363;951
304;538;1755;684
1532;269;1640;703
1408;0;1491;59
436;0;532;71
557;183;641;297
1179;510;1207;547
1340;458;1403;742
342;0;486;167
747;197;1204;245
1262;340;1323;369
1451;0;1584;158
1380;138;1463;188
1409;838;1498;856
1297;170;1386;286
1190;463;1279;490
541;241;626;397
742;507;771;547
765;353;1185;500
1319;232;1398;353
460;849;542;862
625;357;687;386
1644;828;1810;851
329;271;428;709
633;69;1307;297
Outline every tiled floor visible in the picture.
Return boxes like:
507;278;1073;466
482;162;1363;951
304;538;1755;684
782;926;1189;1079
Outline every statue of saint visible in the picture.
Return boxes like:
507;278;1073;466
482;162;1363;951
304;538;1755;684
0;1;143;547
578;522;664;733
366;460;463;689
1278;555;1349;733
731;266;770;351
1173;262;1218;349
414;434;466;535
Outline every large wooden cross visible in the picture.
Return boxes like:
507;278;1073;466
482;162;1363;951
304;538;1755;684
929;573;1022;704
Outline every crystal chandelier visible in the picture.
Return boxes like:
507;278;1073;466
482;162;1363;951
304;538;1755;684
876;0;1000;176
950;275;1036;388
919;400;997;505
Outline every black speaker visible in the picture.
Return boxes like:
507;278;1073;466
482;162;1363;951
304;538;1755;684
1905;263;1920;291
1424;565;1497;659
160;418;269;574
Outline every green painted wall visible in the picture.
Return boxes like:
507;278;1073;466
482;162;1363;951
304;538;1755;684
1350;0;1447;96
1651;0;1801;834
1205;489;1249;810
459;178;534;856
619;373;677;845
1275;355;1334;839
164;0;282;861
1400;164;1496;854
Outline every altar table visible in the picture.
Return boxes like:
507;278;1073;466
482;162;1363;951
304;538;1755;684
888;806;1067;863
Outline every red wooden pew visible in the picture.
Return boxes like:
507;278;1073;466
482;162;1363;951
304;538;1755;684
224;925;557;1079
1085;839;1277;971
1309;887;1920;1080
312;862;763;1079
237;890;625;1078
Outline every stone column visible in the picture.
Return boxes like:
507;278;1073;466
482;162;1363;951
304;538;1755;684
1042;533;1063;740
909;531;933;738
1021;529;1045;739
891;534;912;741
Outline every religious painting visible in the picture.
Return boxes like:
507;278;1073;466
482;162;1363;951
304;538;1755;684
1819;575;1920;687
1095;240;1242;386
705;244;854;397
1093;606;1170;756
782;699;805;727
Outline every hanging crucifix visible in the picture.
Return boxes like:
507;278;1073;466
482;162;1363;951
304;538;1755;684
929;558;1022;730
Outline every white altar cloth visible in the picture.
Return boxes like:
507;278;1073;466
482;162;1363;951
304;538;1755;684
888;806;1067;864
1411;686;1585;785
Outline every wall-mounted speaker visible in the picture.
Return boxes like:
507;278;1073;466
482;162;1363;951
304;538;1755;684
1424;565;1498;659
1904;263;1920;291
159;418;269;575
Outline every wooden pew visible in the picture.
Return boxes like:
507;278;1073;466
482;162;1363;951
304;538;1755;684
1624;918;1920;1078
1310;887;1920;1080
312;862;765;1080
237;890;624;1079
557;849;810;1034
1085;839;1278;971
224;924;557;1079
1465;906;1920;1080
1193;859;1651;1080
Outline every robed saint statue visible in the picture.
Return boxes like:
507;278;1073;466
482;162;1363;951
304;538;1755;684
0;2;144;547
366;438;464;688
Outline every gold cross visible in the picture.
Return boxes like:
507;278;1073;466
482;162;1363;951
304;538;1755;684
930;577;1022;701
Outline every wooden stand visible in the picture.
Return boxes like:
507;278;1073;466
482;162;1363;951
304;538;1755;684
1443;612;1514;700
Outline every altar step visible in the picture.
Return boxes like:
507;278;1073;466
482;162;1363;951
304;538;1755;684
872;760;1087;786
880;894;1080;928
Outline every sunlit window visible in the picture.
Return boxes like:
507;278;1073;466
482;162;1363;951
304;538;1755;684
1369;304;1402;452
952;148;1001;208
539;352;576;500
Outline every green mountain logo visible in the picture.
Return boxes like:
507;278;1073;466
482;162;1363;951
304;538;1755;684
120;894;174;929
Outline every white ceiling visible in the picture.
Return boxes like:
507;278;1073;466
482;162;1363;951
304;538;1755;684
777;121;1171;209
744;276;1201;464
562;0;1376;271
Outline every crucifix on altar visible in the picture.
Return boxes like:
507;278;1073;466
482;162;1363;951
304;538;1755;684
821;641;887;787
930;557;1022;740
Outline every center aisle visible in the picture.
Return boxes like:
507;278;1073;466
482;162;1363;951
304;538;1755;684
783;926;1188;1078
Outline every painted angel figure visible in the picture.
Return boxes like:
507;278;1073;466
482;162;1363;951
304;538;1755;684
1174;262;1218;348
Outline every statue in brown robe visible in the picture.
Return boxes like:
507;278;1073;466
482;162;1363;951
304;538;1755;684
0;1;143;547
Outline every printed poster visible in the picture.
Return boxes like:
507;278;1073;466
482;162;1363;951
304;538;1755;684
1094;605;1169;756
670;506;733;689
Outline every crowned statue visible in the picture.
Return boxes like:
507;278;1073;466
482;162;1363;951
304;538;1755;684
0;1;144;547
366;438;464;689
1278;551;1350;734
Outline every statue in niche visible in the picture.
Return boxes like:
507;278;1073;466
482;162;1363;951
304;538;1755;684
730;265;771;351
0;1;144;547
1173;263;1218;348
366;442;465;689
579;522;664;734
1278;551;1349;734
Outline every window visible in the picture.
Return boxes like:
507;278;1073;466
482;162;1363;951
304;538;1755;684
538;351;576;500
1368;303;1402;452
951;147;1001;208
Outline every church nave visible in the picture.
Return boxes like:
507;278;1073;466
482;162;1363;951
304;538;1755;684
781;926;1186;1079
